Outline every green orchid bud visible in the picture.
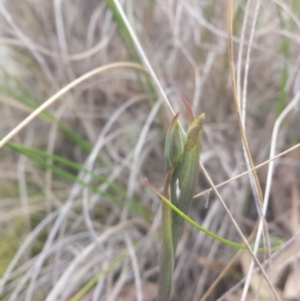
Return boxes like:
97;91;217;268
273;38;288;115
164;113;186;169
172;113;205;249
178;113;205;189
184;113;205;151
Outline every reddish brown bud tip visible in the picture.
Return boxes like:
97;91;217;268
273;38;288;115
171;112;180;126
182;98;194;123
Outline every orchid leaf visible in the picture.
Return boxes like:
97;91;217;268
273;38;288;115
146;178;282;252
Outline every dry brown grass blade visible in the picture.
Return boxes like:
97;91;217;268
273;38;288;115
227;0;264;207
200;162;281;301
198;222;259;301
203;173;298;300
193;142;300;200
227;1;281;299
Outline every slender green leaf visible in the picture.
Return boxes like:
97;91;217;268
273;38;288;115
7;142;149;219
146;178;283;251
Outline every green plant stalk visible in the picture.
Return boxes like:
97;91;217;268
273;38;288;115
157;169;174;301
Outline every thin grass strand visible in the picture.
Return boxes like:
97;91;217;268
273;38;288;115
199;162;281;301
111;0;175;116
241;91;300;300
0;62;148;149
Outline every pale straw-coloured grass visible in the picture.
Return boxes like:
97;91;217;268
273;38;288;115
0;1;300;300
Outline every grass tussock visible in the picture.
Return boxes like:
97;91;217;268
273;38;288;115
0;0;300;300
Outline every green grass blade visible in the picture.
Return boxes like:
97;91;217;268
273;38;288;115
6;142;149;219
0;81;104;162
70;251;129;301
105;0;157;98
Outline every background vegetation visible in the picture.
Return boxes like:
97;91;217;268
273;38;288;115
0;0;299;300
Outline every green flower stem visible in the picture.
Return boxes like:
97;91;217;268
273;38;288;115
157;169;174;301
